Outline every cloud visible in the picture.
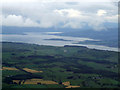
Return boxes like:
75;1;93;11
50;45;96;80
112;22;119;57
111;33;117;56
54;9;81;18
2;0;119;3
97;10;107;16
54;8;117;30
2;15;40;27
1;0;118;30
105;15;118;23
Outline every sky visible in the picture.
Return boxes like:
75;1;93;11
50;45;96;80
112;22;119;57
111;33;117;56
0;0;119;31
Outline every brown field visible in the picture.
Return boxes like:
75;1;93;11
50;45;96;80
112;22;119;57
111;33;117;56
2;67;18;70
62;81;80;88
13;78;58;85
62;81;70;86
23;68;43;73
13;80;21;84
65;85;80;88
13;79;80;88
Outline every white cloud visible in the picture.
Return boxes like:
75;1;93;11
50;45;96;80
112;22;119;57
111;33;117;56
2;15;40;27
2;0;37;3
54;8;117;30
97;10;107;16
54;9;81;18
1;0;118;30
2;0;119;3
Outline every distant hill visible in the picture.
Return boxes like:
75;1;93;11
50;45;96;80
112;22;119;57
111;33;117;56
1;26;118;48
57;28;118;41
57;28;118;48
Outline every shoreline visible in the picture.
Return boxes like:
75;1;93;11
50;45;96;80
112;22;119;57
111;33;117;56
1;41;118;52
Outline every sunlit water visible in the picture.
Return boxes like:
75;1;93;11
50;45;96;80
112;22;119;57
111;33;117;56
1;32;118;52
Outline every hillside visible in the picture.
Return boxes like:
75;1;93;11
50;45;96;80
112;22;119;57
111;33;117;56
2;42;119;88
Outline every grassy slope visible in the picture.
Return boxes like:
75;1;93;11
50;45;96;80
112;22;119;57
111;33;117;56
2;42;119;88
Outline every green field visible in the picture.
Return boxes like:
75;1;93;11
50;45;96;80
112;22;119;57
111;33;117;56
2;42;119;88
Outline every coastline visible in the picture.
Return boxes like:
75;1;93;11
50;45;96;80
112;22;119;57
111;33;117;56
1;41;118;52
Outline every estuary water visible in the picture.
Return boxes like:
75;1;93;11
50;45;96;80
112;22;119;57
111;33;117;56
1;32;118;52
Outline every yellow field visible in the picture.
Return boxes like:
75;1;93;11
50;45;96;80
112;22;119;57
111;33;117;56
65;85;80;88
62;81;80;88
13;80;21;84
13;78;58;85
13;79;80;88
62;81;70;86
2;67;43;73
23;68;43;73
2;67;18;70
